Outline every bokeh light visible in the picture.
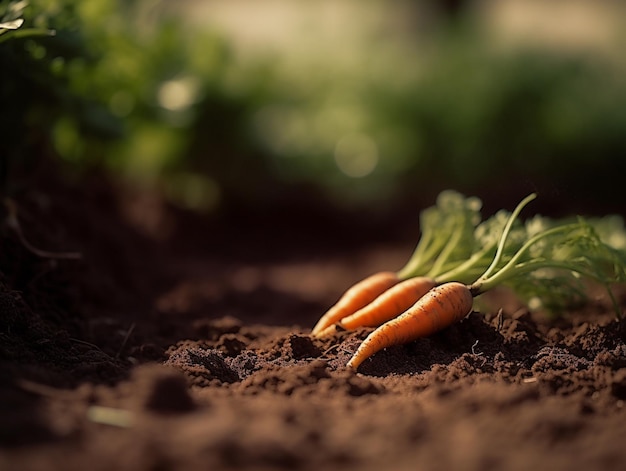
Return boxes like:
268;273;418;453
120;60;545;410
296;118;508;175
334;133;379;178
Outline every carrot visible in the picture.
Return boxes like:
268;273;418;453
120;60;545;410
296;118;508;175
347;282;473;370
346;194;537;370
315;276;437;337
345;192;626;370
314;214;506;338
312;192;484;337
311;271;400;335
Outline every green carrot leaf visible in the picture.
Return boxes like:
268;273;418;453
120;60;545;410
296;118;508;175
397;190;482;279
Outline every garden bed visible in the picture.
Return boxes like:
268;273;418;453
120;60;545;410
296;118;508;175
2;174;626;471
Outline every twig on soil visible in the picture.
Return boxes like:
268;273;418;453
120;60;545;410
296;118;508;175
319;344;344;360
319;342;358;361
3;198;82;260
69;337;112;359
496;308;504;332
87;406;134;428
115;322;136;360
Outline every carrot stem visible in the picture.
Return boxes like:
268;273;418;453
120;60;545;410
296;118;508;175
397;197;480;280
435;241;496;284
397;226;435;279
426;218;465;278
471;222;583;293
478;193;537;282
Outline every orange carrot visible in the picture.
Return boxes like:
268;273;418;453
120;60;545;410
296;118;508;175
346;282;474;370
311;271;400;335
315;276;437;337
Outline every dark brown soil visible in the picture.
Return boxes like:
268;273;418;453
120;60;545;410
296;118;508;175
2;171;626;471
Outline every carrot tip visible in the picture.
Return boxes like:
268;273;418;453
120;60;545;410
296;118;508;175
346;355;363;370
311;271;400;335
314;324;340;338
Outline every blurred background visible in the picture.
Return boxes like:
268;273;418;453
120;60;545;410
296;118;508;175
2;0;626;220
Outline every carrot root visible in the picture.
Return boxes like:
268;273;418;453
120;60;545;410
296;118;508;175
311;271;400;335
339;276;438;330
315;324;343;338
347;282;474;370
314;277;437;338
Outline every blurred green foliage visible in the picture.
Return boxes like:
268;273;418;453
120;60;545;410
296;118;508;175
244;21;626;207
2;0;626;212
396;31;626;196
1;0;239;211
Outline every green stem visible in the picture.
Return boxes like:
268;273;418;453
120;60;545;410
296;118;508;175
426;218;464;278
396;226;434;279
472;222;583;293
607;288;622;320
471;259;596;295
478;193;537;281
0;28;55;43
397;224;453;279
435;241;496;284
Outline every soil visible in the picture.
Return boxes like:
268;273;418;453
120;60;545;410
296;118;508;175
2;170;626;471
